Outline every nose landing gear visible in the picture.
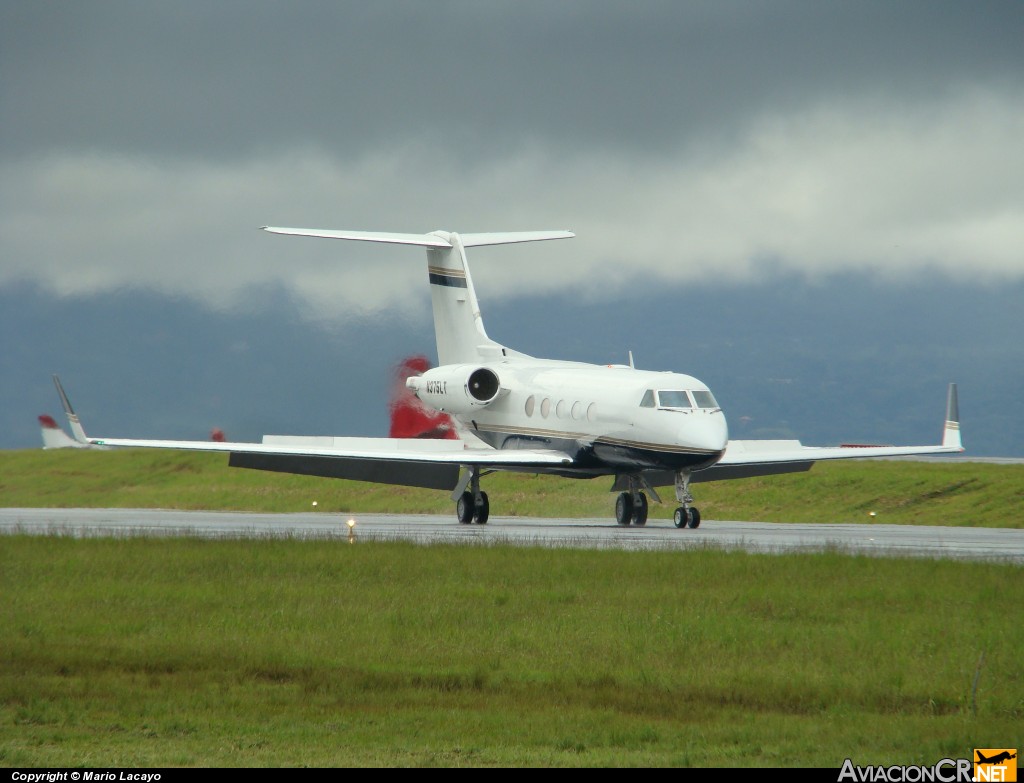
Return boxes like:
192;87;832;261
672;470;701;528
673;506;701;529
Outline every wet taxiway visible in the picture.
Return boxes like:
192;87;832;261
2;507;1022;562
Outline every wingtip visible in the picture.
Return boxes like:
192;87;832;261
52;375;74;416
51;375;90;444
943;383;962;451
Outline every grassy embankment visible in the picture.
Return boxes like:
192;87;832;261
1;448;1022;526
1;535;1021;767
2;449;1021;765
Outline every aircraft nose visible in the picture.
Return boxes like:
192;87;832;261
682;411;729;454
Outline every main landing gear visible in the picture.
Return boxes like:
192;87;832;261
456;490;489;525
614;475;649;526
614;473;701;529
672;470;701;529
454;467;489;524
615;490;649;526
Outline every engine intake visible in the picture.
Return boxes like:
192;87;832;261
466;368;500;402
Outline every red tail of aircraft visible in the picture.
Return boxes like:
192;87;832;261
40;414;226;448
388;355;457;439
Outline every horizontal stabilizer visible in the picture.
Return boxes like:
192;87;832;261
461;231;575;247
262;227;574;248
262;227;451;247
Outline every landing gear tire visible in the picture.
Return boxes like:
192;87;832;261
632;493;649;526
474;491;490;525
674;507;702;529
615;492;633;526
456;492;475;525
688;507;701;529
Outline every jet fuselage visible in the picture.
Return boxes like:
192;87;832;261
409;359;729;475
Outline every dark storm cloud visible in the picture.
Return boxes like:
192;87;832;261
3;1;1021;161
2;2;1023;456
2;2;1023;311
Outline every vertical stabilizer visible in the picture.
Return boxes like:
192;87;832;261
426;232;502;365
39;414;87;449
262;226;574;366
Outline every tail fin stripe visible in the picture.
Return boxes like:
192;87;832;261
429;272;469;289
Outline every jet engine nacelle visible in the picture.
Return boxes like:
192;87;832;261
406;364;503;414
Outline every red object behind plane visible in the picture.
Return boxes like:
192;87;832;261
389;355;457;439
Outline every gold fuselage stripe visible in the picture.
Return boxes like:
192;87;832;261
472;422;716;456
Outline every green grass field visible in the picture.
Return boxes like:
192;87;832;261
2;448;1022;526
1;449;1021;766
1;536;1021;767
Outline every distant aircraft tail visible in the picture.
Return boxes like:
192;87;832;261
389;355;458;439
262;227;573;365
49;376;224;448
38;414;90;449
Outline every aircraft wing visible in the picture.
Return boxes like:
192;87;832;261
66;433;574;492
53;371;573;492
710;382;963;479
614;383;963;489
699;438;959;483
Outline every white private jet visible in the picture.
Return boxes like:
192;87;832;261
54;227;963;528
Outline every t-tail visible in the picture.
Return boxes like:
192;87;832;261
262;227;573;365
38;413;89;449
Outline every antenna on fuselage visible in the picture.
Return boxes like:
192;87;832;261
628;350;635;369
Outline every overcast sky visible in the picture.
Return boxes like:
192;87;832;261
3;1;1023;320
2;2;1023;456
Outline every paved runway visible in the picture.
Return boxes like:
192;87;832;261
2;507;1022;562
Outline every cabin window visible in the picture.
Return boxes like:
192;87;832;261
656;390;692;409
586;402;597;422
525;395;535;417
556;399;567;418
691;390;719;409
571;401;582;419
541;398;551;418
639;390;655;408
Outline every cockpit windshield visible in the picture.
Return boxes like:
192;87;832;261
691;390;719;409
656;390;692;409
643;389;720;410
